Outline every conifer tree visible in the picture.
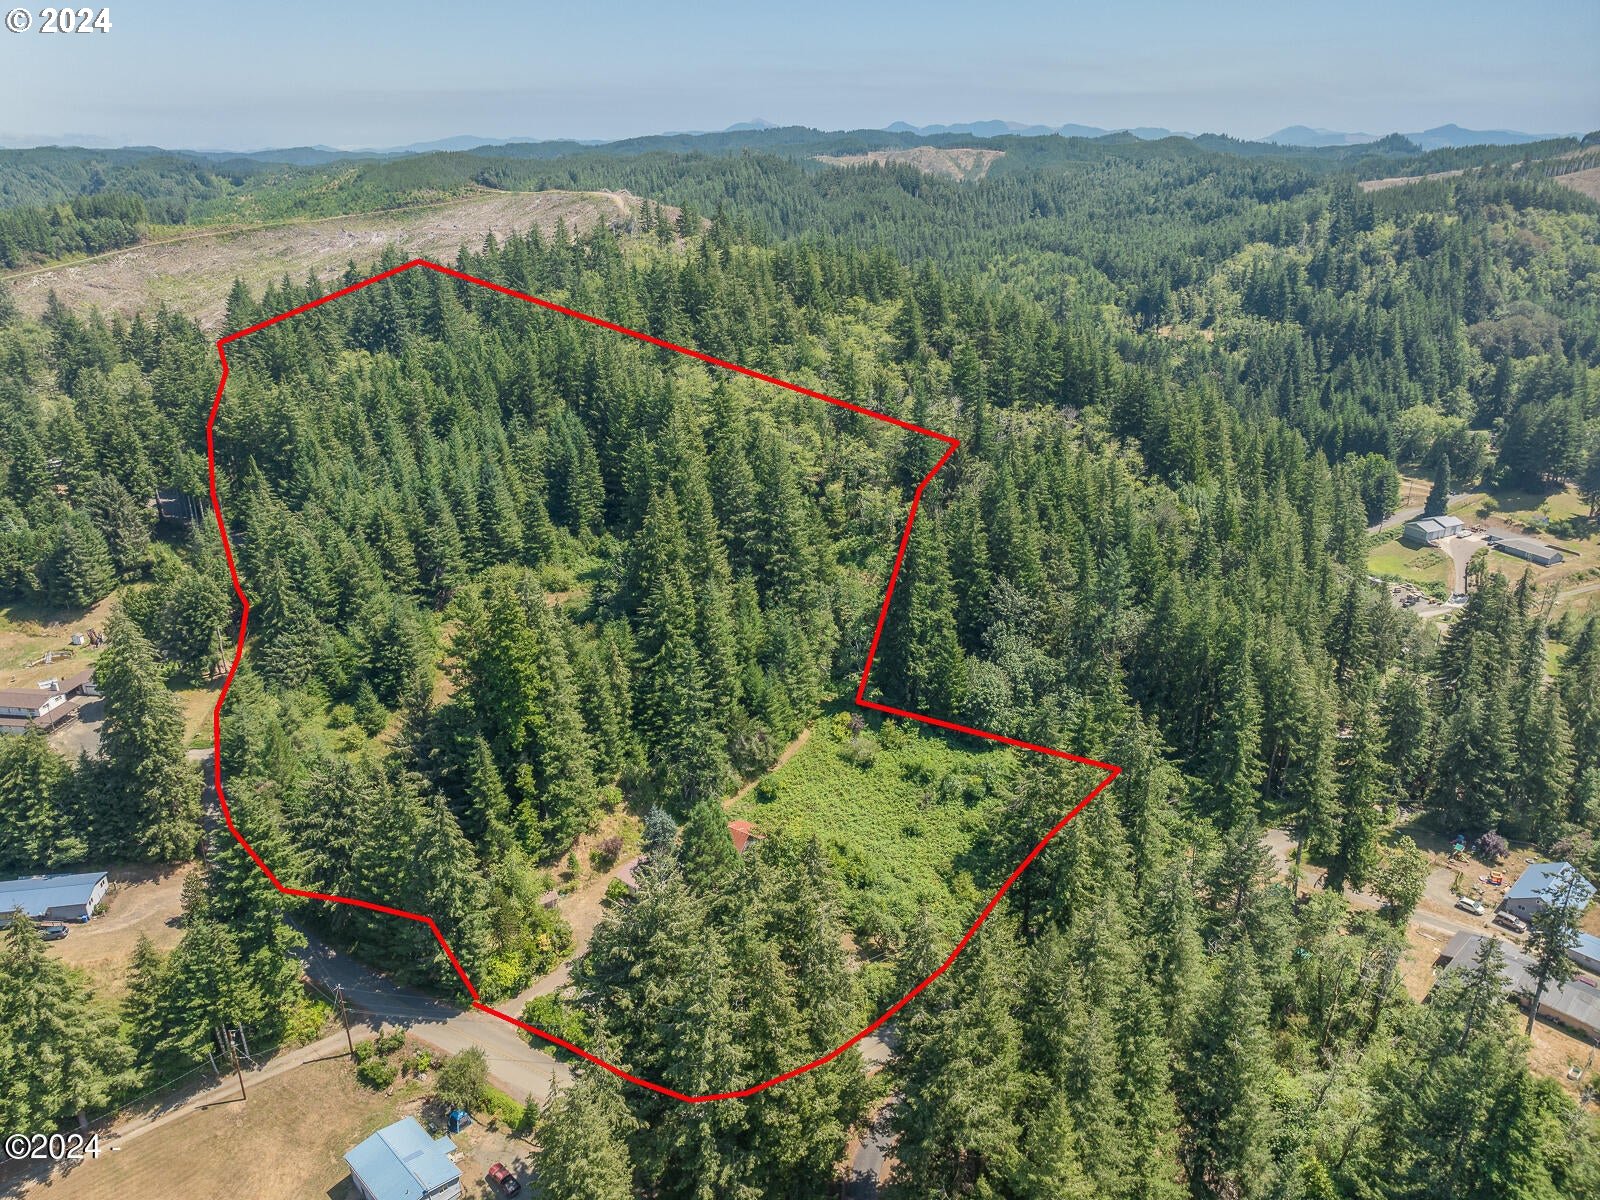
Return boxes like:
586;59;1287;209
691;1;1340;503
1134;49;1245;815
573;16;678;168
1424;453;1452;517
205;786;305;1038
890;926;1025;1197
630;490;728;809
82;472;153;577
0;730;81;870
94;612;201;860
678;798;739;897
42;511;115;607
1178;946;1275;1199
1201;653;1265;826
877;511;964;715
0;917;131;1130
535;1074;636;1200
1327;681;1388;891
1010;1092;1094;1199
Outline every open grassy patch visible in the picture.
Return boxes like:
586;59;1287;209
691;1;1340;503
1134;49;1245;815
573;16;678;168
728;705;1016;939
1368;540;1451;593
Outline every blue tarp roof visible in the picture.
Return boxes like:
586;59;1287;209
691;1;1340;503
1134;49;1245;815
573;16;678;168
0;872;106;918
1507;862;1596;907
344;1118;457;1200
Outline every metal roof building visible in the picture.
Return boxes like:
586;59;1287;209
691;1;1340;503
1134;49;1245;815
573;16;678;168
1402;515;1465;545
1492;535;1564;566
1571;931;1600;976
1503;861;1596;922
0;871;109;922
728;819;765;855
1438;932;1600;1040
344;1117;461;1200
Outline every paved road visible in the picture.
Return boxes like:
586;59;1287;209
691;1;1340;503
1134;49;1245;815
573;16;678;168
1369;503;1424;534
297;932;576;1105
1440;532;1488;594
845;1098;896;1200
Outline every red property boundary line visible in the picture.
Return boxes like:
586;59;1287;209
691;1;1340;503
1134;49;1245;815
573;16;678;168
206;258;1120;1103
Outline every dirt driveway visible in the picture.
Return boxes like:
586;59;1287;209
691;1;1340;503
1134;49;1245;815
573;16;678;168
49;864;193;1000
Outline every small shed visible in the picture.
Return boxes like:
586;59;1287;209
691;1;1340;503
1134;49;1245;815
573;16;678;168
1502;861;1595;923
1402;515;1464;546
1492;536;1563;566
0;871;109;922
343;1117;461;1200
60;668;100;698
727;820;765;855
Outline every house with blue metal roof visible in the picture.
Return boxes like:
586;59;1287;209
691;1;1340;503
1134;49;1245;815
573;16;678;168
344;1118;460;1200
0;871;109;922
1502;861;1596;923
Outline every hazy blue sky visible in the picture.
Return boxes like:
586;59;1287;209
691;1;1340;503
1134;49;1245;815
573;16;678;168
2;0;1595;148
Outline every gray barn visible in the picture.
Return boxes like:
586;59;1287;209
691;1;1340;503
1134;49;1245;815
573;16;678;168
1402;515;1464;545
1492;536;1564;566
0;871;109;922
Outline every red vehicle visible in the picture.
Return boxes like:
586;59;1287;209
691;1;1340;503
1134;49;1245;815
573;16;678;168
485;1163;521;1197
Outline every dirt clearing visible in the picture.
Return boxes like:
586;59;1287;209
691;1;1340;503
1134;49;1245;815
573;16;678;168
48;864;194;1001
815;147;1003;181
4;190;645;330
1359;168;1466;192
1557;166;1600;202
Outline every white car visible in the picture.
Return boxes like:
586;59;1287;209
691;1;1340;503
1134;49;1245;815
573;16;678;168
1455;896;1485;916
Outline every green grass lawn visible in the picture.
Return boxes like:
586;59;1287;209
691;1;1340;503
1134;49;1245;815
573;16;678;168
1368;539;1451;594
728;706;1017;938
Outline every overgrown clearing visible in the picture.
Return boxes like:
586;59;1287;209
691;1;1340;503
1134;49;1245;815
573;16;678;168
728;705;1016;934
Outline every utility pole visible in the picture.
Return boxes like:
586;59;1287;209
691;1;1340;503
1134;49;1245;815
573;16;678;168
335;985;355;1057
223;1026;246;1102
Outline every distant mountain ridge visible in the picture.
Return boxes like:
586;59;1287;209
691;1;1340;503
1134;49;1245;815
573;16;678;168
1264;122;1570;149
884;119;1196;140
2;118;1580;162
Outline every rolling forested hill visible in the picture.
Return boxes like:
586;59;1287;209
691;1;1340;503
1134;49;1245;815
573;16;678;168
2;127;1599;1198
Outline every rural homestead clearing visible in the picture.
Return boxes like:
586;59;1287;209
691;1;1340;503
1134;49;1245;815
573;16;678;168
814;146;1003;180
2;189;649;329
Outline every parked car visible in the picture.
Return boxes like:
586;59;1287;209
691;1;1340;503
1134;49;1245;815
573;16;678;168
486;1164;521;1197
1493;912;1527;934
1455;897;1485;916
35;922;68;941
